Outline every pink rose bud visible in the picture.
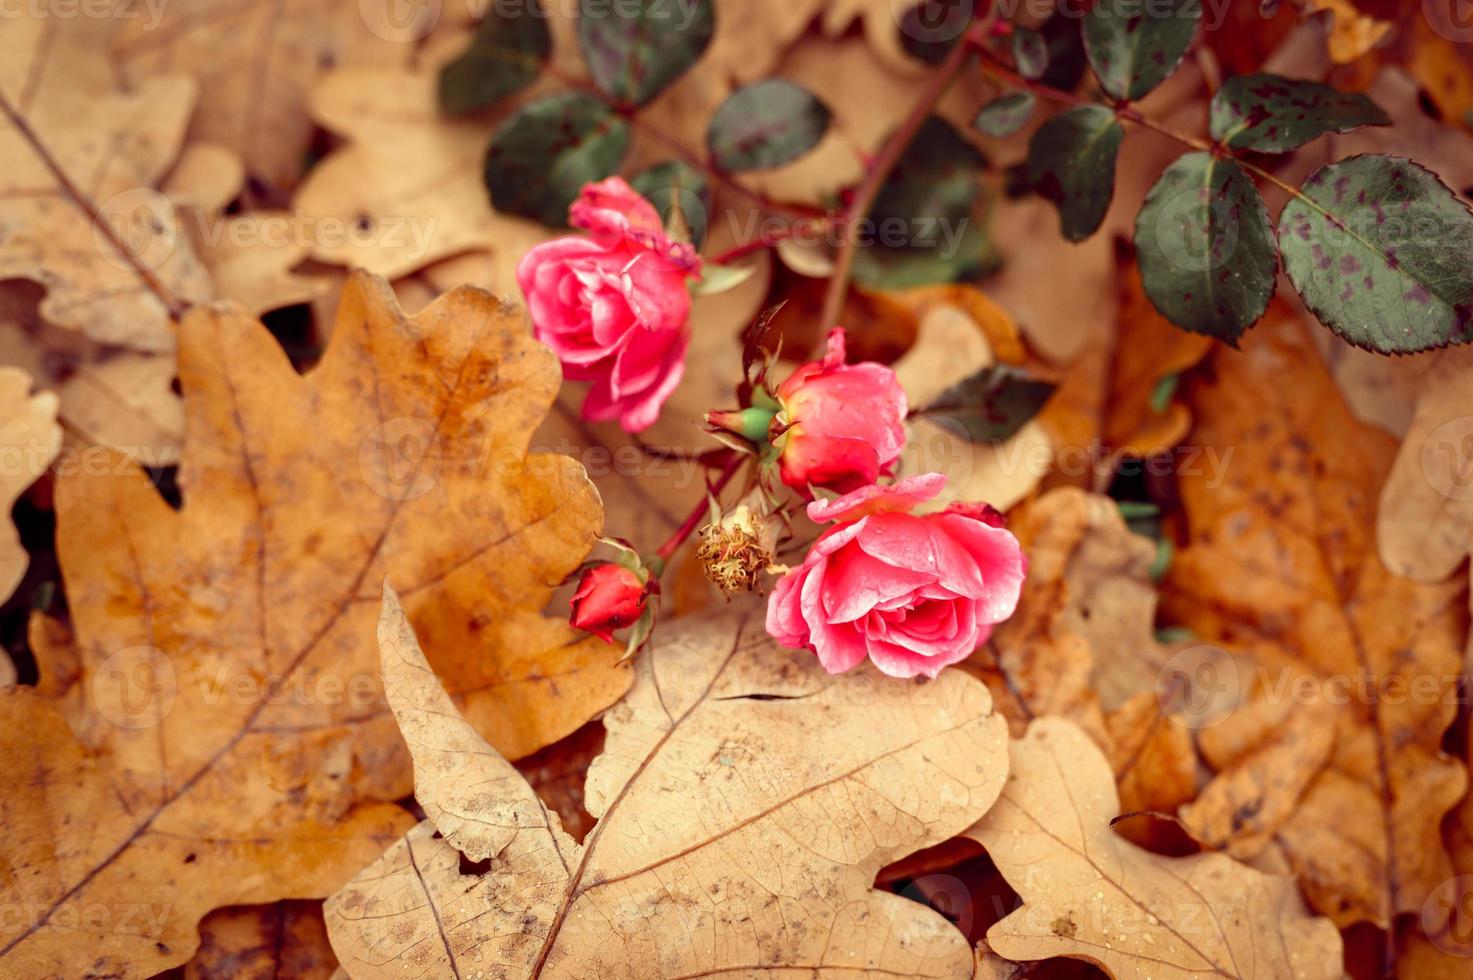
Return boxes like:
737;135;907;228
517;177;701;433
766;474;1026;679
570;562;648;643
775;328;907;495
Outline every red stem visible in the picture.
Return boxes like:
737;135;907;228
655;453;745;563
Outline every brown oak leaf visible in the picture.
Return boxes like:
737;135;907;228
325;590;1010;978
1161;304;1468;929
0;367;60;603
0;271;629;975
966;717;1344;978
185;901;337;980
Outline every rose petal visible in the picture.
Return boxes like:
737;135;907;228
806;473;947;524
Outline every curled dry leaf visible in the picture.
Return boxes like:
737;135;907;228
0;272;629;976
1161;303;1469;929
1376;345;1473;582
1297;0;1392;64
326;591;1011;978
966;717;1344;978
0;367;60;603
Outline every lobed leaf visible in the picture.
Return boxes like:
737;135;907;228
1278;155;1473;353
706;79;831;172
483;93;631;226
1025;104;1123;242
438;0;551;114
1135;152;1276;343
576;0;715;107
1084;0;1202;101
1210;73;1390;152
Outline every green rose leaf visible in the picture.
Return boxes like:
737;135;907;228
1084;0;1202;101
1135;152;1276;344
974;92;1036;137
629;159;711;247
914;365;1056;444
1012;27;1048;80
483;93;631;226
439;0;551;114
1210;74;1391;152
707;79;831;172
577;0;715;108
1025;104;1123;242
1278;155;1473;353
851;116;993;289
1037;11;1088;90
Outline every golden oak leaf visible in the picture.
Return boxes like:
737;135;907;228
1298;0;1392;63
185;901;337;980
966;717;1344;978
326;590;1010;978
0;367;59;603
1161;304;1468;929
0;272;630;975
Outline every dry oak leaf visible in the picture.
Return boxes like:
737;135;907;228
0;70;212;350
326;590;1011;978
0;366;60;603
0;271;630;976
1160;304;1468;929
294;66;550;282
966;717;1344;978
1297;0;1393;63
111;0;424;195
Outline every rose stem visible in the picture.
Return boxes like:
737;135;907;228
654;452;745;564
817;19;989;331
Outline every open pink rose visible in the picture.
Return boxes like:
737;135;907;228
775;328;907;495
517;177;700;433
766;474;1026;679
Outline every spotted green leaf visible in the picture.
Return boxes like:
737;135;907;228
439;0;551;113
1279;155;1473;353
974;92;1035;137
707;80;831;172
1084;0;1202;101
577;0;715;107
1210;74;1390;153
1135;152;1276;343
1025;105;1123;242
1012;27;1048;80
483;93;630;226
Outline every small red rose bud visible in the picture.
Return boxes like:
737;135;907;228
569;563;647;643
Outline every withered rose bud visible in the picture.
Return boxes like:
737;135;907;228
696;498;781;594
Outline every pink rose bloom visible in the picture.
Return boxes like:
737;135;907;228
517;177;700;432
766;474;1026;679
776;328;907;495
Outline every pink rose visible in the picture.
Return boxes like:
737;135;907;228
775;328;907;494
766;474;1026;679
570;562;648;642
517;177;701;433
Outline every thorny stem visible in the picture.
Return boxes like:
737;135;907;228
817;23;986;331
653;452;745;564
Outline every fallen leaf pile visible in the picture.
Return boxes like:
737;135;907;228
2;2;1472;978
